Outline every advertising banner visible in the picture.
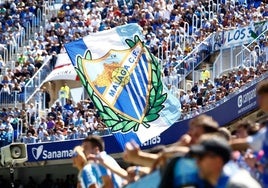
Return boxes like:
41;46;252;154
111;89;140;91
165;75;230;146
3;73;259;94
212;20;268;51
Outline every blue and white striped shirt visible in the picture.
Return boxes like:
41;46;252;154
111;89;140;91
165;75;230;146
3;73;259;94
79;163;98;188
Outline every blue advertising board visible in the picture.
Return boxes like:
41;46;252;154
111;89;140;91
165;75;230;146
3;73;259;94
156;79;259;147
26;76;263;162
27;135;121;162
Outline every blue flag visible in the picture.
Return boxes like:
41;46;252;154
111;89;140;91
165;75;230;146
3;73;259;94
65;24;181;148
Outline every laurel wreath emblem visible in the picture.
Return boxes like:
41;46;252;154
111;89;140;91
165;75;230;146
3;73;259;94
75;35;167;133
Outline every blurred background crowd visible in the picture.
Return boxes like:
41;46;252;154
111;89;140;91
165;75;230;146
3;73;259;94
0;0;266;145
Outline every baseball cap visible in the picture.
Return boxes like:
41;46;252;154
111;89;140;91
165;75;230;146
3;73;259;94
189;136;231;164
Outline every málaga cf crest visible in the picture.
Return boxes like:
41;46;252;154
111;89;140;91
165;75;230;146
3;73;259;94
75;36;167;133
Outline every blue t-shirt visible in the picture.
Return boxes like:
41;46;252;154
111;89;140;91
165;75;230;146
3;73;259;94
173;157;229;188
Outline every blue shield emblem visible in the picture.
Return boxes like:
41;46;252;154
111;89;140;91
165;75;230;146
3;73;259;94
81;41;152;123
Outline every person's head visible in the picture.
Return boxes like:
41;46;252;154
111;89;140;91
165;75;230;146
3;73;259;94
257;80;268;113
41;116;46;122
189;135;231;184
233;120;254;138
217;127;231;141
27;132;32;137
72;146;87;170
82;135;105;157
188;115;219;145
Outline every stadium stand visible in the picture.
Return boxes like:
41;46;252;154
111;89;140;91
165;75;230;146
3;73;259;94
0;0;268;186
0;0;266;145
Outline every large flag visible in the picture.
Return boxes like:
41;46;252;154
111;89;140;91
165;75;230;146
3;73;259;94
65;24;181;148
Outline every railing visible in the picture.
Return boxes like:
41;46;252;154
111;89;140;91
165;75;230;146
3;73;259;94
0;131;12;147
236;46;256;67
7;43;14;62
211;46;241;81
24;56;53;104
3;26;25;63
0;6;49;106
0;3;58;110
2;46;8;63
0;118;23;147
0;91;23;108
15;118;23;142
160;23;192;59
34;8;46;28
174;33;213;88
36;8;43;27
158;33;213;92
157;16;213;64
24;21;31;41
235;29;268;68
192;0;221;32
212;50;222;81
31;14;37;34
1;7;44;69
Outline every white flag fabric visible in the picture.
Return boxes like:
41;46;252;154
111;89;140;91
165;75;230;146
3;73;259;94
65;24;181;147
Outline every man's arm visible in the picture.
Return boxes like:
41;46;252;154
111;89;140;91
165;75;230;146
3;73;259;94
87;154;128;179
123;142;159;168
230;138;249;151
161;145;189;158
230;127;267;151
102;160;128;179
123;141;189;168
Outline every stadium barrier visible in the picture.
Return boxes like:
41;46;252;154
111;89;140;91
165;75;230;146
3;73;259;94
0;91;23;108
236;29;268;68
173;33;213;88
24;56;53;104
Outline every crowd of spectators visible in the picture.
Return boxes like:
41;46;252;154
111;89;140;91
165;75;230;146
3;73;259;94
179;62;268;119
0;0;267;187
160;0;267;86
0;0;51;105
176;26;268;119
0;0;267;105
0;97;110;146
0;0;266;146
0;60;265;146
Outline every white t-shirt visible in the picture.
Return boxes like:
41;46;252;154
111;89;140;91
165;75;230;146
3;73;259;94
247;127;266;152
226;169;261;188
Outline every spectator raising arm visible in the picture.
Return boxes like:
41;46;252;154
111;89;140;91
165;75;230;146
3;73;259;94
123;141;159;168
